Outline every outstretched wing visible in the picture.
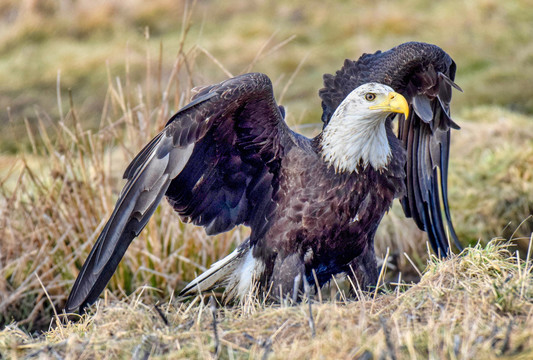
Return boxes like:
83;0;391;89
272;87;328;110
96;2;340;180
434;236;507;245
65;73;288;313
319;42;462;256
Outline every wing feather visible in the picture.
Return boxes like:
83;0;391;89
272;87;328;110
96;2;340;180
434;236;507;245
413;94;434;123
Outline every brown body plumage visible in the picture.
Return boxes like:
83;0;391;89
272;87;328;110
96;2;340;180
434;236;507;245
253;126;406;291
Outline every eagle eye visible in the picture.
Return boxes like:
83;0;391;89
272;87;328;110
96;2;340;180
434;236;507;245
365;93;376;101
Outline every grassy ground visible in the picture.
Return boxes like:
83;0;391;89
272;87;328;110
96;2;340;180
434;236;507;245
1;0;533;358
1;241;532;359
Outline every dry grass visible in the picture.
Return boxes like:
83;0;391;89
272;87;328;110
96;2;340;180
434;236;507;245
1;240;532;359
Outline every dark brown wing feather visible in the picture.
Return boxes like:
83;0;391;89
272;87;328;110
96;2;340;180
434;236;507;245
319;41;462;255
65;73;288;313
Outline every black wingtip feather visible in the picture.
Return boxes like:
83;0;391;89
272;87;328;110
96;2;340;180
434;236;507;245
65;224;135;313
428;170;450;255
65;187;166;314
66;226;138;313
439;141;463;251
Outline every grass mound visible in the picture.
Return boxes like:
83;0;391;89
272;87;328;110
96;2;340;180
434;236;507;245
1;240;531;359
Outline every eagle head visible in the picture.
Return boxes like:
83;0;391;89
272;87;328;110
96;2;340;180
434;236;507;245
320;83;409;173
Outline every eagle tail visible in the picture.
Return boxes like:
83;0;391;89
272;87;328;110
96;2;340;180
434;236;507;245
179;239;253;300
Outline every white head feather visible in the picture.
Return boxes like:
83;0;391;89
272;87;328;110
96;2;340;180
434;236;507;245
321;83;408;173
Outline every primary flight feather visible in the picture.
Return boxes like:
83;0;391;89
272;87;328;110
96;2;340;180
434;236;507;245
65;41;461;313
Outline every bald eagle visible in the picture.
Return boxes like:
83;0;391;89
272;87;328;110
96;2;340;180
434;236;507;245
65;41;461;313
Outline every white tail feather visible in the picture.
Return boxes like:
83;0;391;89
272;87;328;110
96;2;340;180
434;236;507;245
179;240;257;300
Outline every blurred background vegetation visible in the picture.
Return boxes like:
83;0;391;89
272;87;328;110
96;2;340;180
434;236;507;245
3;0;533;151
0;0;532;331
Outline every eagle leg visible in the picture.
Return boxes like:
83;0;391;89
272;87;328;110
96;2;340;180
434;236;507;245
271;253;305;302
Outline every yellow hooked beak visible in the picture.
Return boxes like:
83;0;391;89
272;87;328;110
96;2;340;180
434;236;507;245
369;92;409;119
